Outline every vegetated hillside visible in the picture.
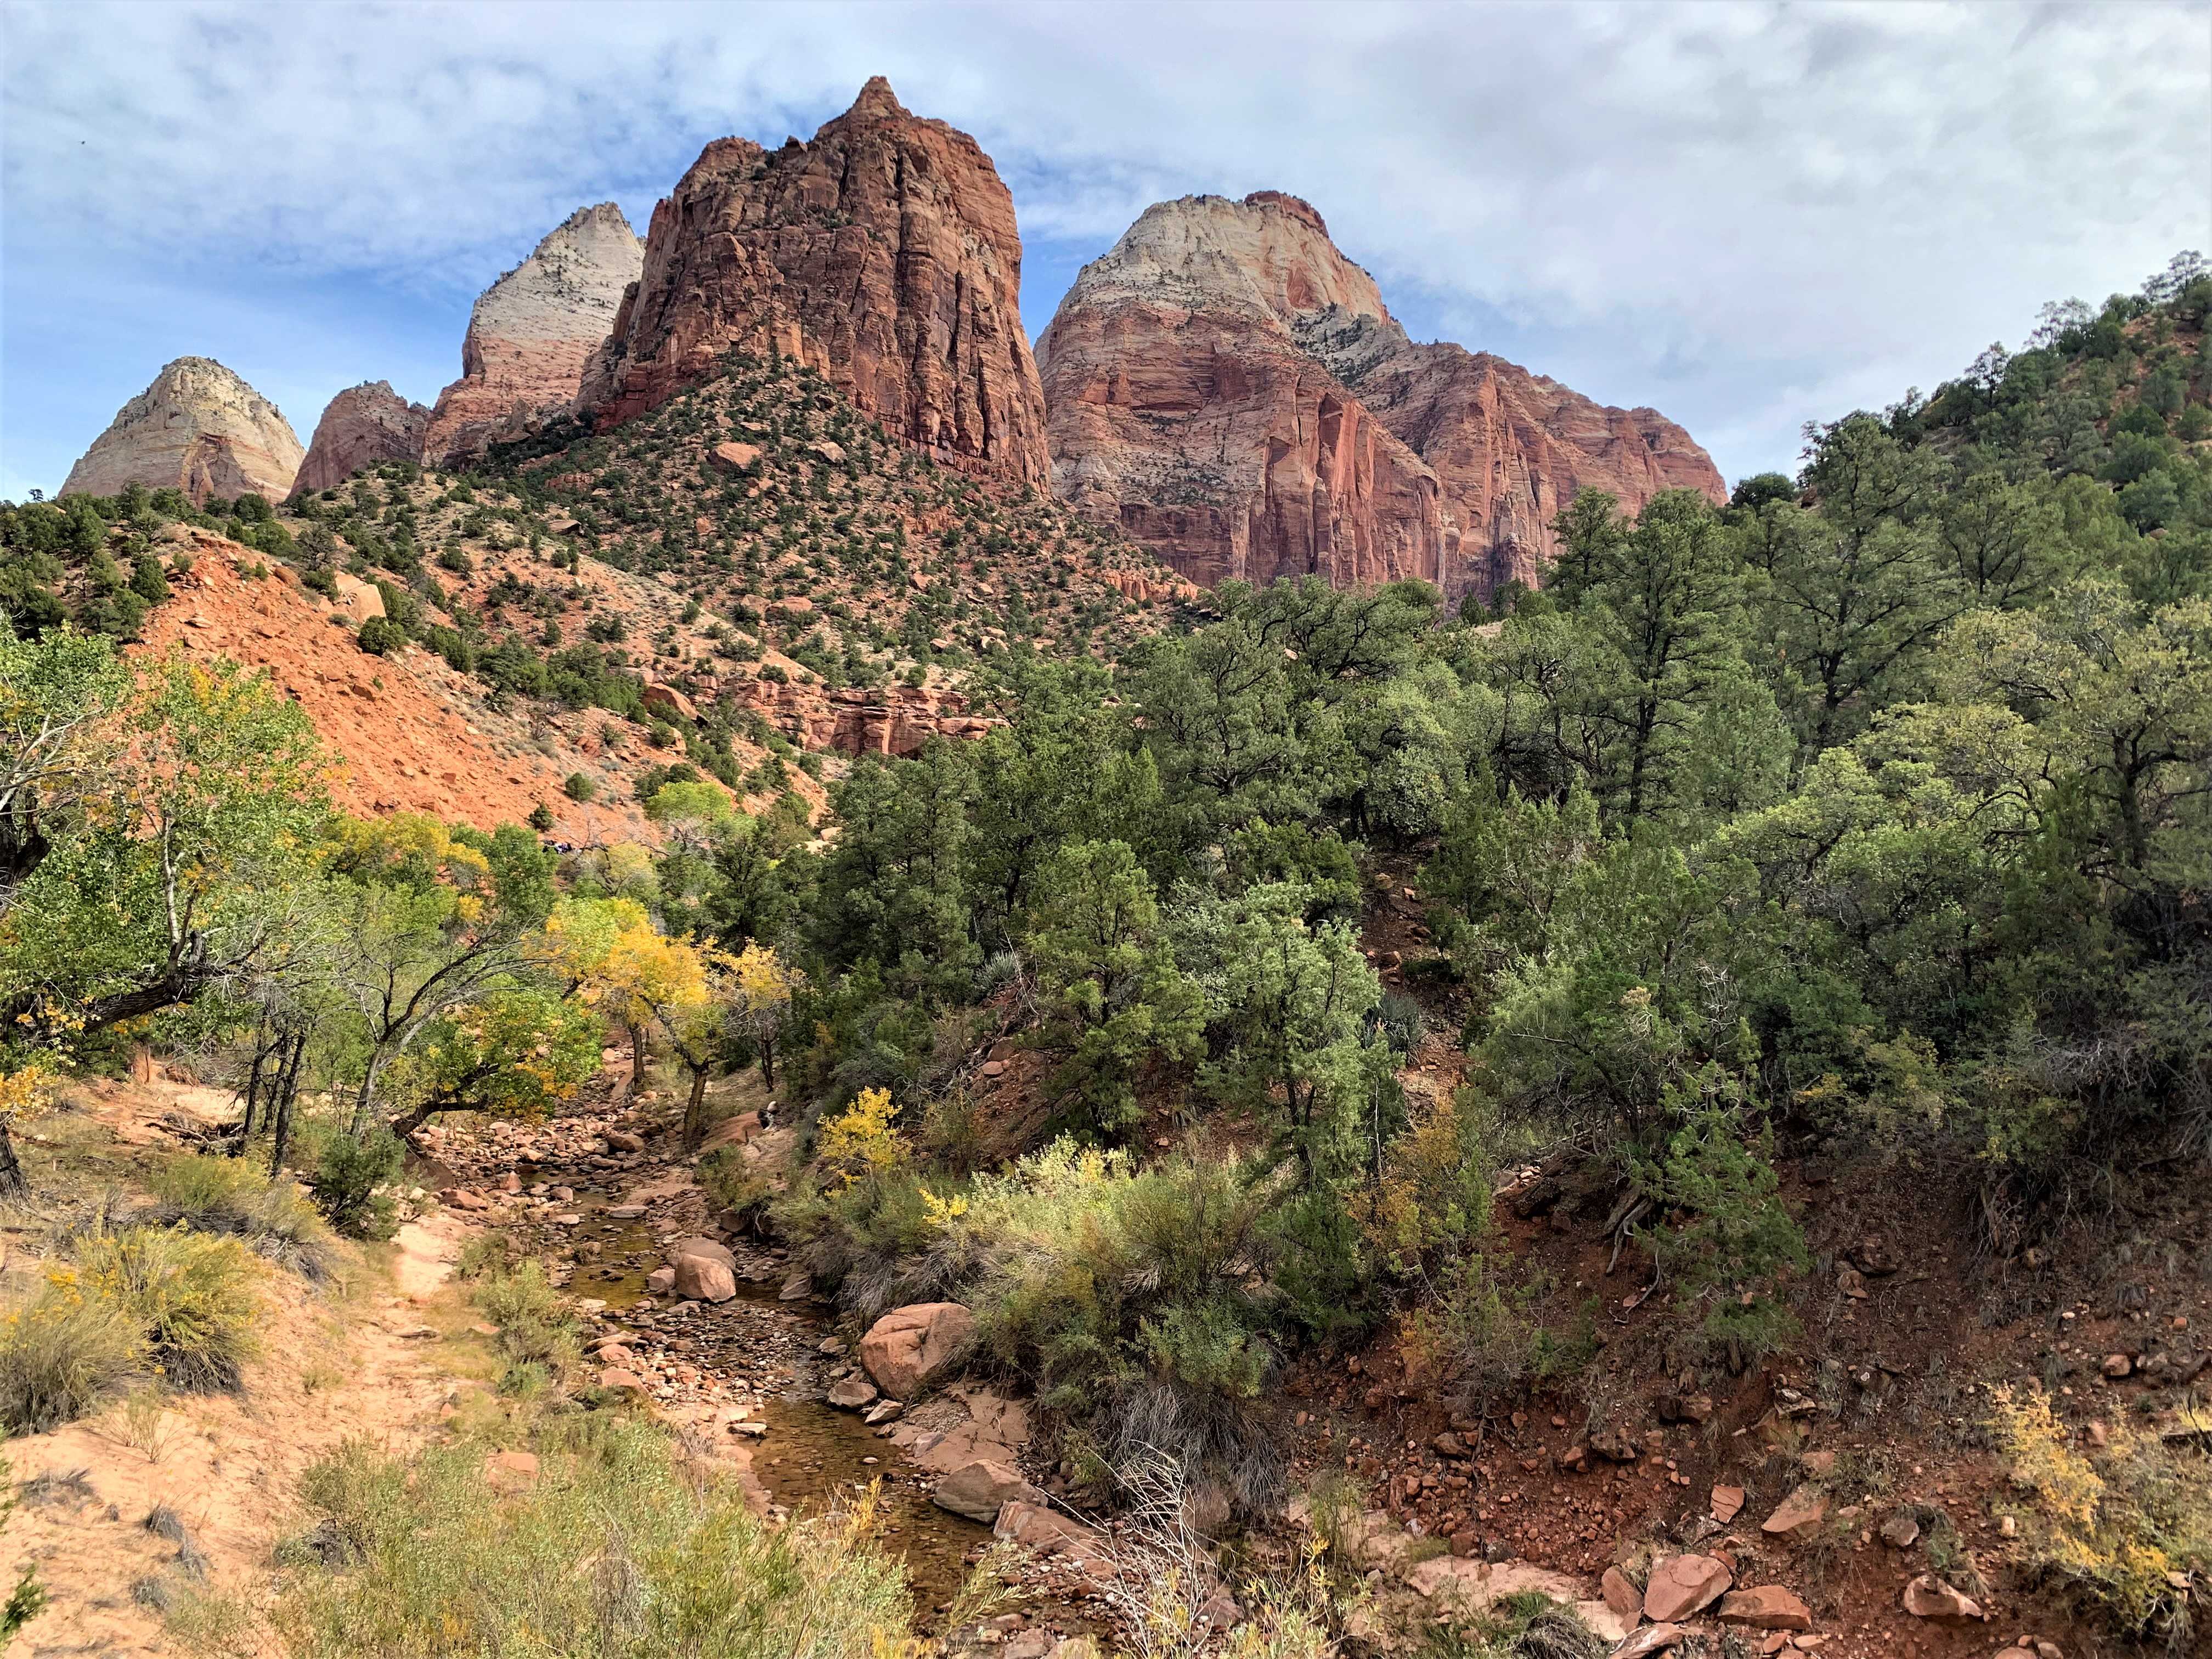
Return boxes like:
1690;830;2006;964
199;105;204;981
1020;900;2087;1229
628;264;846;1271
489;349;1200;673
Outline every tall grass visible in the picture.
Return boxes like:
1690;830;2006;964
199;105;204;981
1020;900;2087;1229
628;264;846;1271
249;1417;914;1659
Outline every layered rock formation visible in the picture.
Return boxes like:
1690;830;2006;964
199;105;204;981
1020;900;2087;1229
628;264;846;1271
577;78;1049;486
62;357;303;506
422;203;641;467
293;381;430;496
1039;193;1724;601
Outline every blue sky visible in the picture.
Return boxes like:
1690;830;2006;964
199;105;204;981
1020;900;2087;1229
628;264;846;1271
4;1;2208;502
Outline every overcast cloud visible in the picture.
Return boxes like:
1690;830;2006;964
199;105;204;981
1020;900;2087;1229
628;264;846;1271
4;0;2207;500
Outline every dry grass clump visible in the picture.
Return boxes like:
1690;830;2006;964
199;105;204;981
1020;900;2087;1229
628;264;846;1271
145;1154;334;1278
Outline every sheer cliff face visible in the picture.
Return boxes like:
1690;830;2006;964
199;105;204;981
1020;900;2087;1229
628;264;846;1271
293;381;430;497
575;78;1050;488
61;357;304;506
421;202;642;467
1039;192;1725;601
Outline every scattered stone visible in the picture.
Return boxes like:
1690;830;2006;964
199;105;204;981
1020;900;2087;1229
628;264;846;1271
777;1271;813;1301
1601;1567;1644;1620
596;1367;646;1394
1879;1513;1921;1549
1711;1486;1745;1523
1762;1484;1829;1541
727;1420;769;1437
645;1266;676;1295
2101;1353;2132;1379
827;1375;879;1409
483;1450;539;1492
1433;1431;1469;1459
1837;1268;1868;1300
1590;1427;1640;1463
864;1401;904;1426
1607;1623;1684;1659
1717;1587;1812;1630
1655;1393;1714;1425
1848;1238;1901;1276
606;1202;647;1218
1902;1574;1984;1620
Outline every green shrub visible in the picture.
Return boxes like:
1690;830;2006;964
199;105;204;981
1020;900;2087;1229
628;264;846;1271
470;1260;577;1369
306;1131;402;1240
563;771;597;802
145;1154;332;1277
0;1271;140;1431
78;1226;263;1392
257;1418;912;1658
356;616;407;656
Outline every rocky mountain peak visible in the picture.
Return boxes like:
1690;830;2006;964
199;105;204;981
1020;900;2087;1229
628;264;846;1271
421;202;643;467
574;81;1049;486
294;381;431;497
61;357;303;505
1040;191;1724;602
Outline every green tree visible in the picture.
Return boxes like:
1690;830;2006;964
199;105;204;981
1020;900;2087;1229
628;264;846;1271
1025;839;1203;1135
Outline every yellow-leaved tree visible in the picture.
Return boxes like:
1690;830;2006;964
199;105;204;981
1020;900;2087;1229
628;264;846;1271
729;943;802;1090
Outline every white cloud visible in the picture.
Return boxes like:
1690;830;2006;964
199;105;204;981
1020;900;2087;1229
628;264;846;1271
3;0;2206;496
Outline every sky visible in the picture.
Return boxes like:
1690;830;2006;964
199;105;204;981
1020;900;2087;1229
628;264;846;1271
3;0;2208;503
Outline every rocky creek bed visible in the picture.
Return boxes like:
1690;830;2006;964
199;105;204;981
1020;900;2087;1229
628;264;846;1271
413;1104;1114;1649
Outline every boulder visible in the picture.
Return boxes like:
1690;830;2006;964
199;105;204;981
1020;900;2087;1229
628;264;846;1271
672;1253;737;1303
827;1375;878;1409
1643;1554;1733;1622
1717;1587;1812;1630
645;1266;676;1295
1409;1558;1589;1615
933;1459;1045;1523
666;1237;736;1272
1902;1575;1984;1620
859;1301;976;1398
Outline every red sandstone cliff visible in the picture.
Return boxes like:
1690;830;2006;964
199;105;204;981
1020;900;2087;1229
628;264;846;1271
1039;193;1724;601
293;381;430;497
575;78;1049;487
422;203;641;467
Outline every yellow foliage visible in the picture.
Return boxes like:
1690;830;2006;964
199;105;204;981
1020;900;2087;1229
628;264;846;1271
1348;1086;1491;1272
819;1087;906;1186
918;1187;968;1228
1990;1384;2211;1638
0;1060;52;1125
732;943;799;1013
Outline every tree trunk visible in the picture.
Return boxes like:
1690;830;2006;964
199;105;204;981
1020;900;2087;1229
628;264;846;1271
236;1030;269;1151
682;1066;709;1152
759;1035;775;1092
628;1022;648;1101
349;1047;388;1138
269;1030;306;1178
0;1121;25;1199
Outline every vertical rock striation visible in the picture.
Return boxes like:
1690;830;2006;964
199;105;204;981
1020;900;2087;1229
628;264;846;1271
576;77;1050;487
61;357;304;506
1039;192;1725;602
422;202;642;467
292;381;431;496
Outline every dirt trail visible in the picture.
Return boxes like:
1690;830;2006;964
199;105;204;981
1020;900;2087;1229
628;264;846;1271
2;1082;477;1658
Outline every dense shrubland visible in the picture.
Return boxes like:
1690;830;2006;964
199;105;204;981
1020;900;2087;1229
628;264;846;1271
0;259;2206;1582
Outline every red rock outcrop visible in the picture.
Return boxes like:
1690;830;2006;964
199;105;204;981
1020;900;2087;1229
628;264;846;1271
292;381;430;496
575;78;1048;487
727;675;1000;759
62;357;303;506
1039;193;1724;602
422;203;641;467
